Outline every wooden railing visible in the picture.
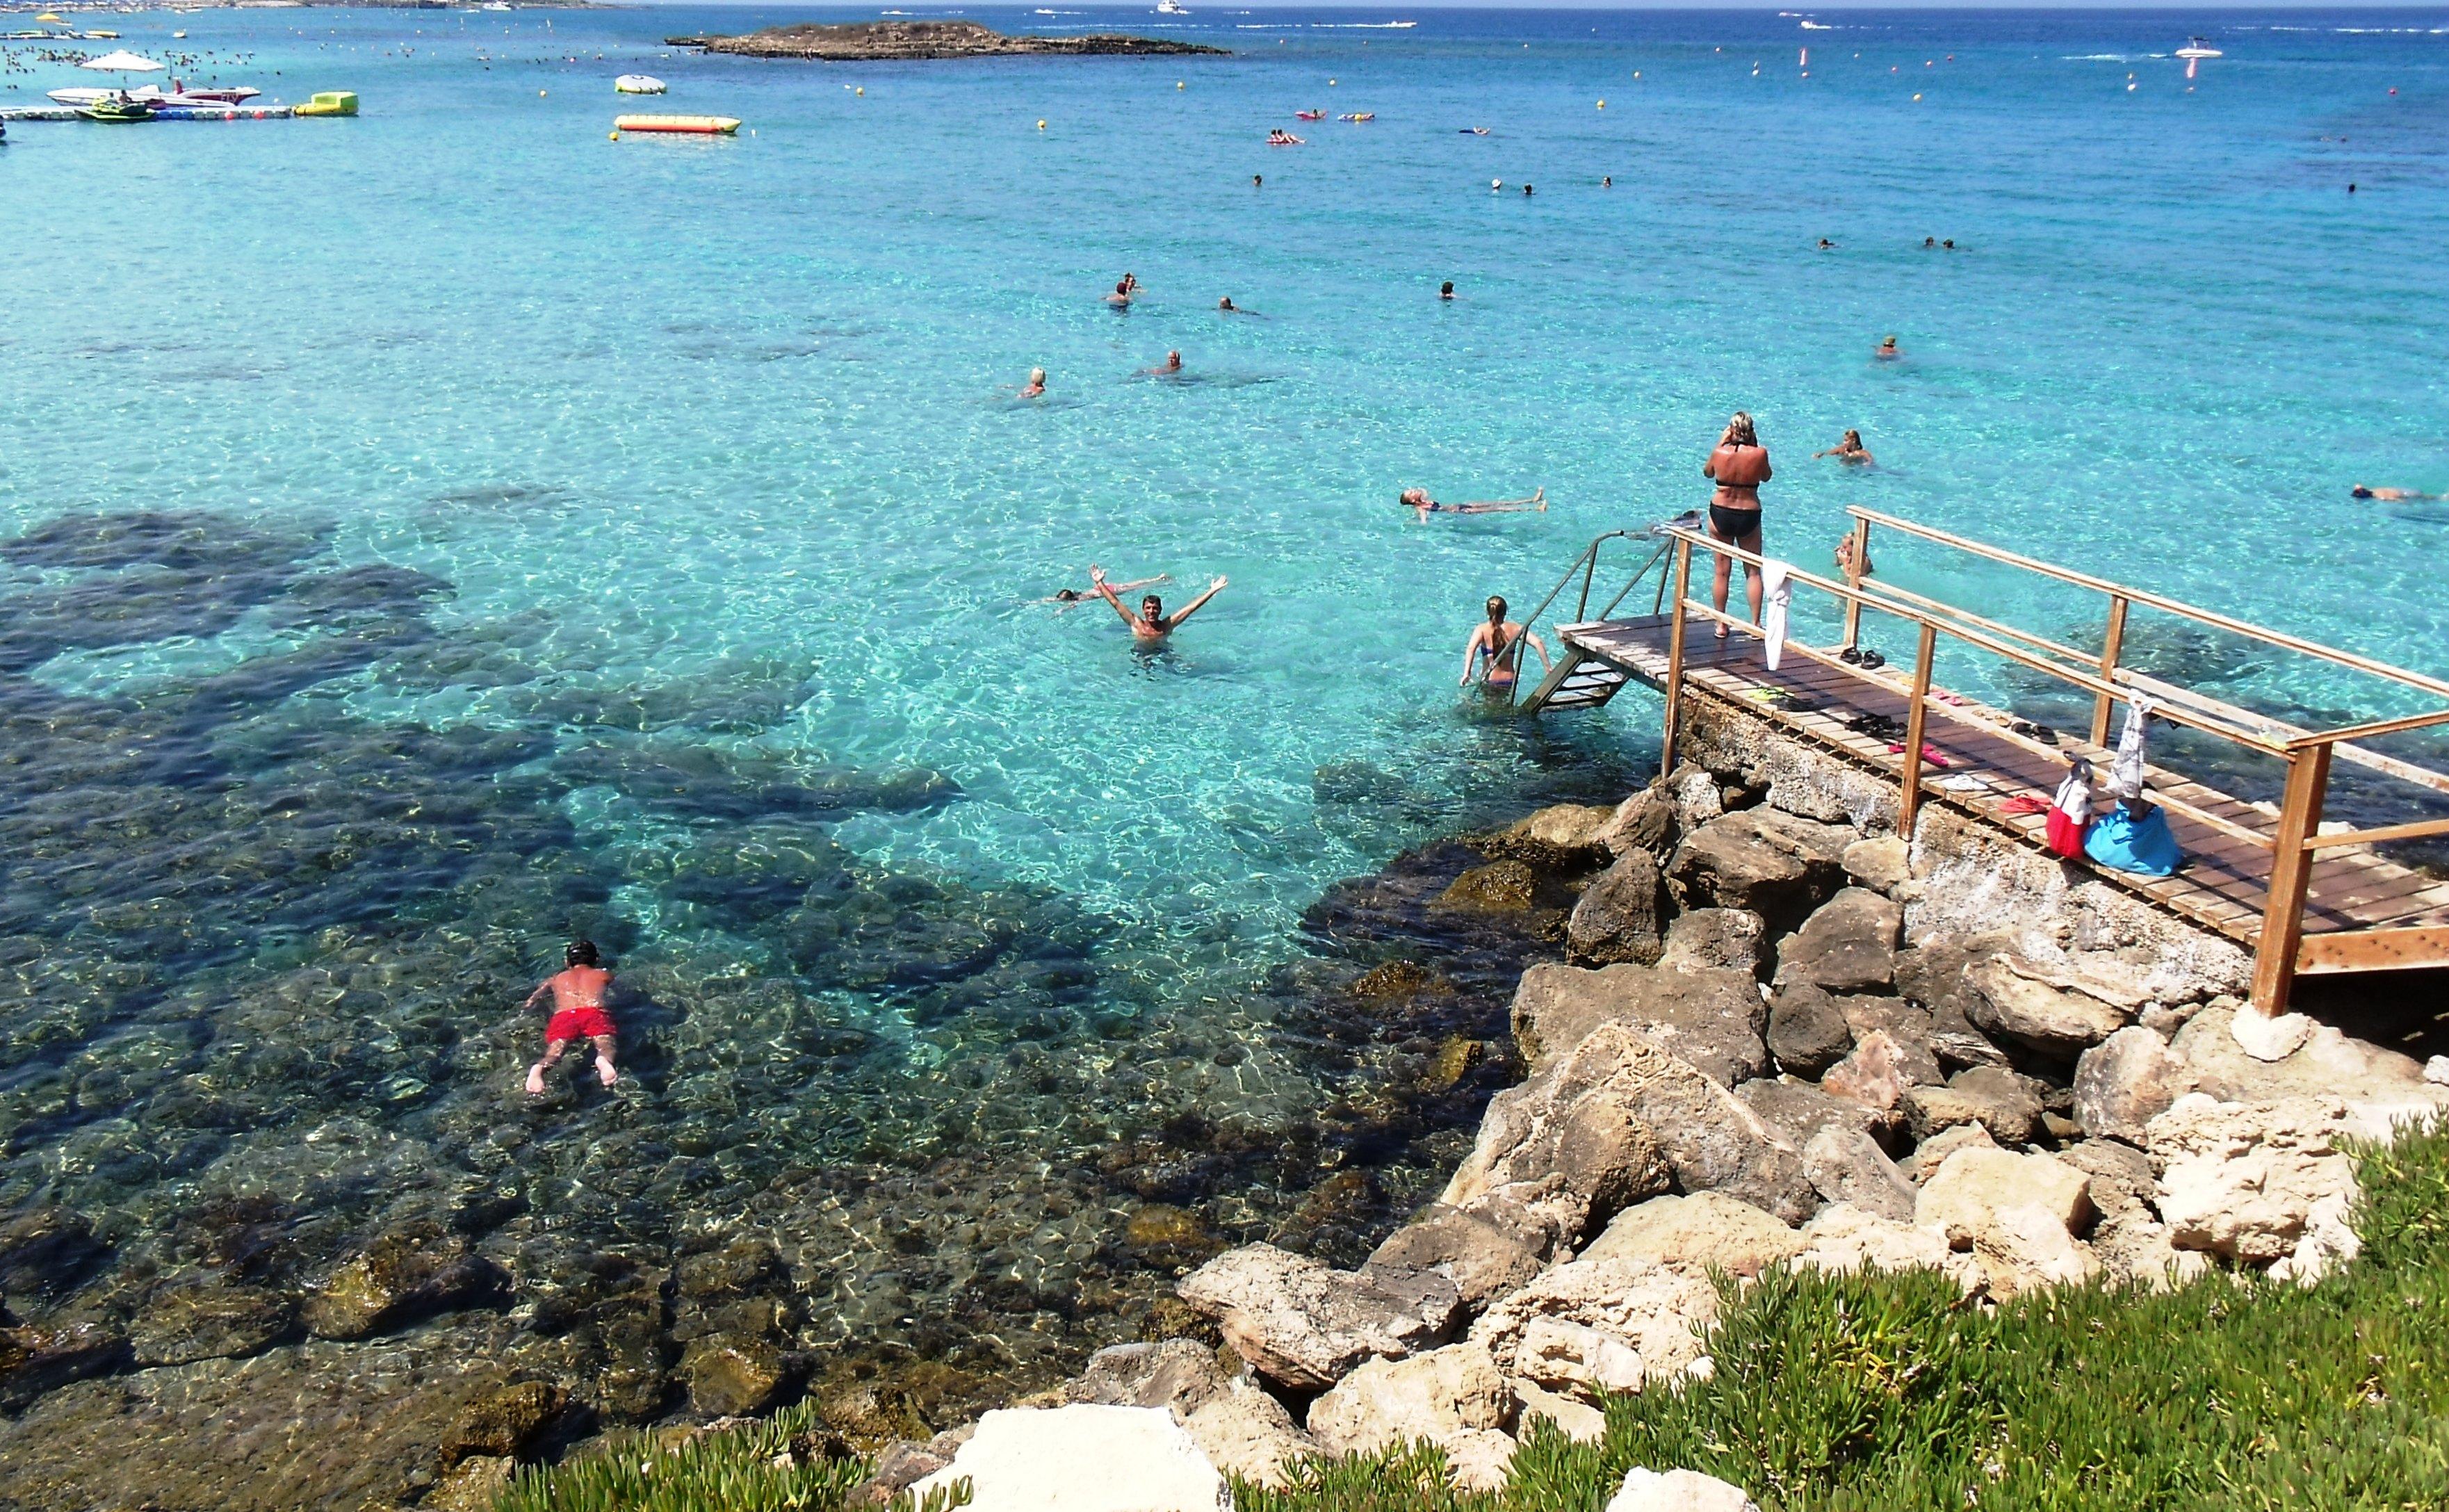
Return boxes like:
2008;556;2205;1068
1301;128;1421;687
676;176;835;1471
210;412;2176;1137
1652;513;2449;1014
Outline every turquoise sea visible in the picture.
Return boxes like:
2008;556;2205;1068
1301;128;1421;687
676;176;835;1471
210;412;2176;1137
3;0;2449;1454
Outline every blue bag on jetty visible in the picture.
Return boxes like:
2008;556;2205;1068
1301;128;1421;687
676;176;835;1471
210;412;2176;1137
2085;802;2181;876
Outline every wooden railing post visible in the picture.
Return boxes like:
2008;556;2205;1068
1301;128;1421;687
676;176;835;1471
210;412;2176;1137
1659;538;1694;774
2090;594;2130;747
1897;621;1938;836
1841;517;1871;649
2249;741;2333;1016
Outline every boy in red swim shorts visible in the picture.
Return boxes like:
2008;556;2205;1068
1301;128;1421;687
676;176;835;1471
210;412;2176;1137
524;940;618;1094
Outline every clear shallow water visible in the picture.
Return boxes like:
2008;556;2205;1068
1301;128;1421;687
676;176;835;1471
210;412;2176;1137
3;0;2449;1446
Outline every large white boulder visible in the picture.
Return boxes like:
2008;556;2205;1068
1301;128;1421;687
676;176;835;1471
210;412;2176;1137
2146;1094;2362;1278
1915;1147;2094;1245
911;1404;1230;1512
1606;1466;1762;1512
1580;1192;1803;1278
1174;1243;1458;1390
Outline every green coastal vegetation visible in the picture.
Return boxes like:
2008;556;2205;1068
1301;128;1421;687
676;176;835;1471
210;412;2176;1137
498;1125;2449;1512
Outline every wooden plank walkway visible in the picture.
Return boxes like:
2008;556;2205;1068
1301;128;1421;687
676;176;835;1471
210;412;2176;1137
1563;615;2449;959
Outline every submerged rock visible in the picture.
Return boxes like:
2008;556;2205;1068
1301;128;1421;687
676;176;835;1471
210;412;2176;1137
301;1225;510;1341
129;1280;295;1367
0;1320;130;1411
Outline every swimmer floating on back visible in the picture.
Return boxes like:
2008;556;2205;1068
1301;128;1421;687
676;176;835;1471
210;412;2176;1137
1047;572;1168;609
1399;486;1545;521
524;940;617;1094
1089;564;1226;644
1814;429;1874;466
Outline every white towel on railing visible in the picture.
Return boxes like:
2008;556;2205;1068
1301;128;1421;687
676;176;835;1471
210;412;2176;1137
2109;693;2158;800
1761;558;1793;670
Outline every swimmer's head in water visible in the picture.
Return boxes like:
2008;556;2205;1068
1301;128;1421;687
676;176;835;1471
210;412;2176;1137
1486;595;1507;622
1030;368;1045;384
2352;485;2375;498
1880;335;1898;350
566;940;599;968
1843;429;1862;446
1142;595;1164;620
1440;281;1455;298
1725;412;1759;448
1055;587;1084;602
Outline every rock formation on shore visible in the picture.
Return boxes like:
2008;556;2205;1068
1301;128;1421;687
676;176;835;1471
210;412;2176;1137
886;705;2449;1506
666;20;1229;61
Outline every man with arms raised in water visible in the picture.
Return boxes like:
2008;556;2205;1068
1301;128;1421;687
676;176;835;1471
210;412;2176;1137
1089;564;1226;644
1460;594;1550;696
524;940;618;1094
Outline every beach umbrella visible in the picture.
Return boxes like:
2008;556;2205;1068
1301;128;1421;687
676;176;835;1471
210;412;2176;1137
81;51;167;74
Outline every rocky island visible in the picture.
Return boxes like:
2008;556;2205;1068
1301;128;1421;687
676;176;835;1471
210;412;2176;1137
665;19;1228;62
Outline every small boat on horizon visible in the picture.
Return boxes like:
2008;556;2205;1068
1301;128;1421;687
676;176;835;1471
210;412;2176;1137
1155;0;1189;14
2174;37;2222;58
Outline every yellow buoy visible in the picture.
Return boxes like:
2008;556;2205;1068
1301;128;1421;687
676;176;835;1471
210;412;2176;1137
608;129;618;140
1036;119;1046;129
1596;99;1604;108
855;87;863;96
1328;79;1336;86
539;89;546;97
1176;81;1184;90
1913;92;1923;101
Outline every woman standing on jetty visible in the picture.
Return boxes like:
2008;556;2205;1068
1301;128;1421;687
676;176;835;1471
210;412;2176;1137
1702;412;1771;637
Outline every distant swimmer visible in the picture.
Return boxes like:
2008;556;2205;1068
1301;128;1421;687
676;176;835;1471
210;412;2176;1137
1400;486;1545;521
1924;236;1936;248
1459;127;1489;135
1105;279;1133;308
1602;174;1613;187
1252;173;1263;187
2353;485;2442;501
1218;296;1260;316
1019;368;1046;398
1834;534;1874;578
1819;238;1835;250
1522;184;1534;196
1814;428;1874;466
1459;594;1551;695
1876;335;1901;359
524;940;617;1094
1440;281;1456;300
1048;571;1167;608
1121;273;1142;296
1145;350;1185;377
1267;128;1305;145
1089;564;1226;644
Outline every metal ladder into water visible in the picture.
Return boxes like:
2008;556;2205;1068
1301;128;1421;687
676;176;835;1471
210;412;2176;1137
1509;518;1686;716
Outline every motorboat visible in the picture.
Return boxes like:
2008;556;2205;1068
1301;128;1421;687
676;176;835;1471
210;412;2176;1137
1155;0;1188;14
614;74;666;94
2174;37;2222;58
49;82;259;107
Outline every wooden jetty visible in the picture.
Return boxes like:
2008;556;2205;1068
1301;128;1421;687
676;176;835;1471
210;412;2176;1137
1515;508;2449;1016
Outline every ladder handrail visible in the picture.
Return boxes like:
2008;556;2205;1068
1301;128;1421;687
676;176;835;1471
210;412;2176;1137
1506;527;1673;708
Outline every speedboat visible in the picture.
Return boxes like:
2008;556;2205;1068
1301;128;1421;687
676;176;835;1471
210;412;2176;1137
1155;0;1188;13
49;83;258;107
614;74;666;94
2174;37;2221;58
